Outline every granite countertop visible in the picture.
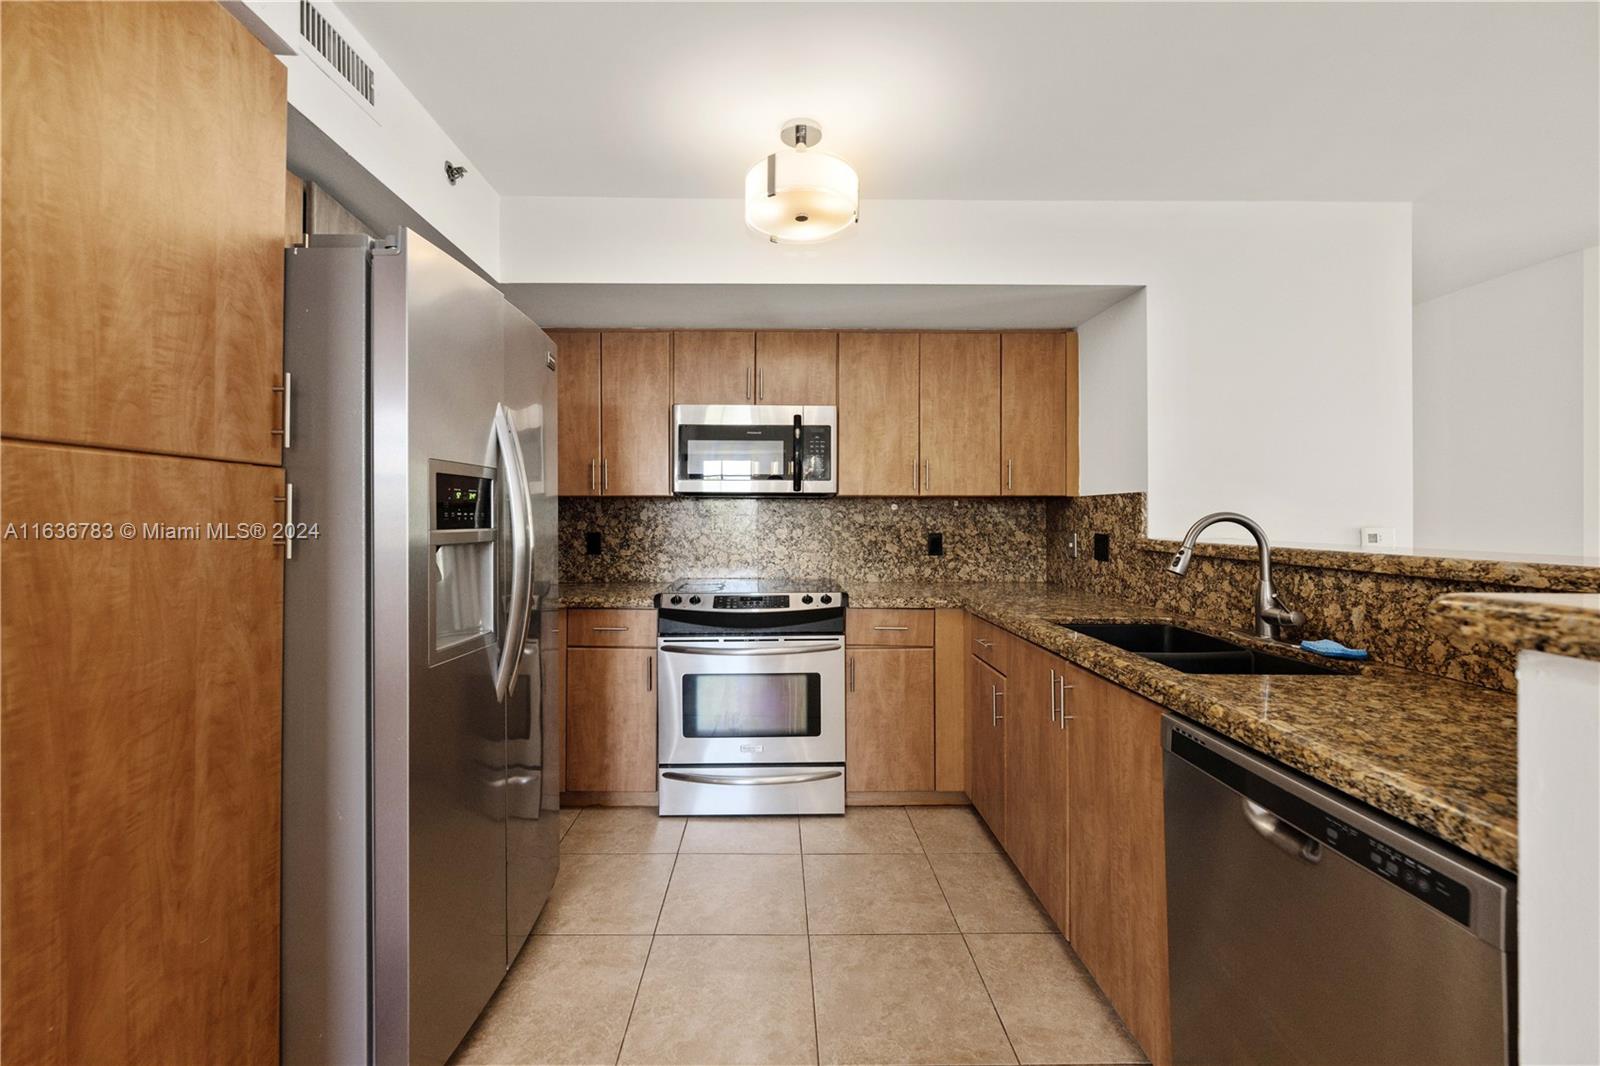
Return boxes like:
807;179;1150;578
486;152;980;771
558;579;1518;872
1432;592;1600;662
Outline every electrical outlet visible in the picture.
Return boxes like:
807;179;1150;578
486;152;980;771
926;531;945;556
1066;532;1079;560
584;530;603;556
1092;532;1111;562
1360;526;1398;548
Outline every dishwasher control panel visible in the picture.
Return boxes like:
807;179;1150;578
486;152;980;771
1169;728;1472;926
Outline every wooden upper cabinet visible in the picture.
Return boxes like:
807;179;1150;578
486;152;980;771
838;333;920;496
755;332;837;405
1;3;287;465
553;331;601;496
919;333;1001;495
1;441;283;1064
673;331;754;405
1001;332;1078;496
599;332;672;496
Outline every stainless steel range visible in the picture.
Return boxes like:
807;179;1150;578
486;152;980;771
656;580;846;815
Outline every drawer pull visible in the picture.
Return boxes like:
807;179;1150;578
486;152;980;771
975;638;994;649
591;626;629;632
872;625;911;632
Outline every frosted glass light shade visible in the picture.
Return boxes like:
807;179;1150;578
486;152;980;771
744;148;859;244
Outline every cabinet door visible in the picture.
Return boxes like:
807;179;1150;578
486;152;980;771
1039;652;1072;933
846;648;934;792
1067;665;1172;1066
565;647;658;792
1;442;282;1065
2;3;287;464
599;332;672;496
1001;332;1072;496
756;331;837;404
919;333;1001;495
673;331;754;404
1002;639;1052;891
554;331;601;496
838;333;920;496
966;656;1006;839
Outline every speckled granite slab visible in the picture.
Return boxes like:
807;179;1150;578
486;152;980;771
1432;592;1600;662
555;578;1518;871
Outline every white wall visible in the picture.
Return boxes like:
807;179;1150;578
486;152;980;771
1076;289;1148;496
238;1;502;275
1414;248;1598;558
1517;649;1600;1066
501;197;1414;545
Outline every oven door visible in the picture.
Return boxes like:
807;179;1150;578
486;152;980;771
657;636;845;766
672;404;836;495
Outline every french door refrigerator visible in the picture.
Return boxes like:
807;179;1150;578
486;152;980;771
281;229;560;1066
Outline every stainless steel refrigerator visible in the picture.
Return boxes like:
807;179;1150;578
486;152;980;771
281;229;561;1066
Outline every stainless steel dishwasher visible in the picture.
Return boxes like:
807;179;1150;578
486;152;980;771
1163;716;1515;1066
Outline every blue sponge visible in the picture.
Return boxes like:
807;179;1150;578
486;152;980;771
1299;639;1369;660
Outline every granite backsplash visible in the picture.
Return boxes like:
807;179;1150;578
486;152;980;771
560;496;1049;583
1046;492;1600;691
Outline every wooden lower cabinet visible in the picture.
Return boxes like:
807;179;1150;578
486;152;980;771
1;441;283;1064
966;655;1007;839
1003;639;1071;933
1066;663;1172;1066
565;646;658;792
846;647;935;791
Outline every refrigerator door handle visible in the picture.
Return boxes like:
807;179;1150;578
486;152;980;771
493;404;534;701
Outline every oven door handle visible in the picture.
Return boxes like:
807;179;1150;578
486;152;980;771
662;770;843;787
658;642;843;656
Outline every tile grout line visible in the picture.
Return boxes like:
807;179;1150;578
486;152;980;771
799;825;822;1066
919;812;1024;1066
613;834;682;1066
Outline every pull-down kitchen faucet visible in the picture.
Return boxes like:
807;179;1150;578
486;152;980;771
1167;511;1306;641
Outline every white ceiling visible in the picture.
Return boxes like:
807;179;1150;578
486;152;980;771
340;1;1599;300
504;283;1141;330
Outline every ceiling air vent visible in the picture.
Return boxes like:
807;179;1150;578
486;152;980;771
298;0;375;107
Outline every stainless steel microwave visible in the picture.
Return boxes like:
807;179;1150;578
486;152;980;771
672;404;837;496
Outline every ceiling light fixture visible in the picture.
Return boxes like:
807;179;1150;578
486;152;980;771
744;119;859;244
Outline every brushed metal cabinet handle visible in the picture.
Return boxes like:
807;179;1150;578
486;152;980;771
646;656;654;692
991;684;1004;725
975;638;994;649
1007;457;1013;491
924;460;931;493
745;367;751;401
271;372;293;449
1049;668;1058;723
848;654;857;692
591;626;629;632
1060;677;1075;728
589;457;598;494
872;625;911;632
601;458;609;492
756;367;763;401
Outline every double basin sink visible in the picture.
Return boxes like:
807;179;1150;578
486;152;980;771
1061;623;1347;676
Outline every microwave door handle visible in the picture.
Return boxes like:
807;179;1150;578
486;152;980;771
492;403;533;702
793;413;803;492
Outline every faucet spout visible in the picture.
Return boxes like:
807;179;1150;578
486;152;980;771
1167;511;1304;641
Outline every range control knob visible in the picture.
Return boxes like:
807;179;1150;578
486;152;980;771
688;595;702;605
801;594;814;605
819;594;833;604
669;595;683;605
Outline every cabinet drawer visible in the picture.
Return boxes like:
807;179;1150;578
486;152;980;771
969;615;1010;674
846;608;934;647
568;608;656;647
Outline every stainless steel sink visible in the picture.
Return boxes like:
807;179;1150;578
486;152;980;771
1061;622;1346;676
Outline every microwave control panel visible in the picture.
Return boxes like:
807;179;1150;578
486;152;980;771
800;427;832;481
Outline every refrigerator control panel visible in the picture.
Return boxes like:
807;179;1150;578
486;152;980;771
435;472;493;531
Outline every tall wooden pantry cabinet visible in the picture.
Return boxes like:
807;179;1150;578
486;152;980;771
1;4;287;1061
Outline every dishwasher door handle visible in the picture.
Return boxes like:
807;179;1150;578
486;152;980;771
1242;799;1323;864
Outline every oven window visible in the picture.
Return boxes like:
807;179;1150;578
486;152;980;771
682;673;821;738
685;438;785;480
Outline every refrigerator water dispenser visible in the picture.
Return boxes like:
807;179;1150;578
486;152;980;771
428;462;496;664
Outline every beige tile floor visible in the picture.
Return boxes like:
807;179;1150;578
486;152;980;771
451;805;1147;1066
